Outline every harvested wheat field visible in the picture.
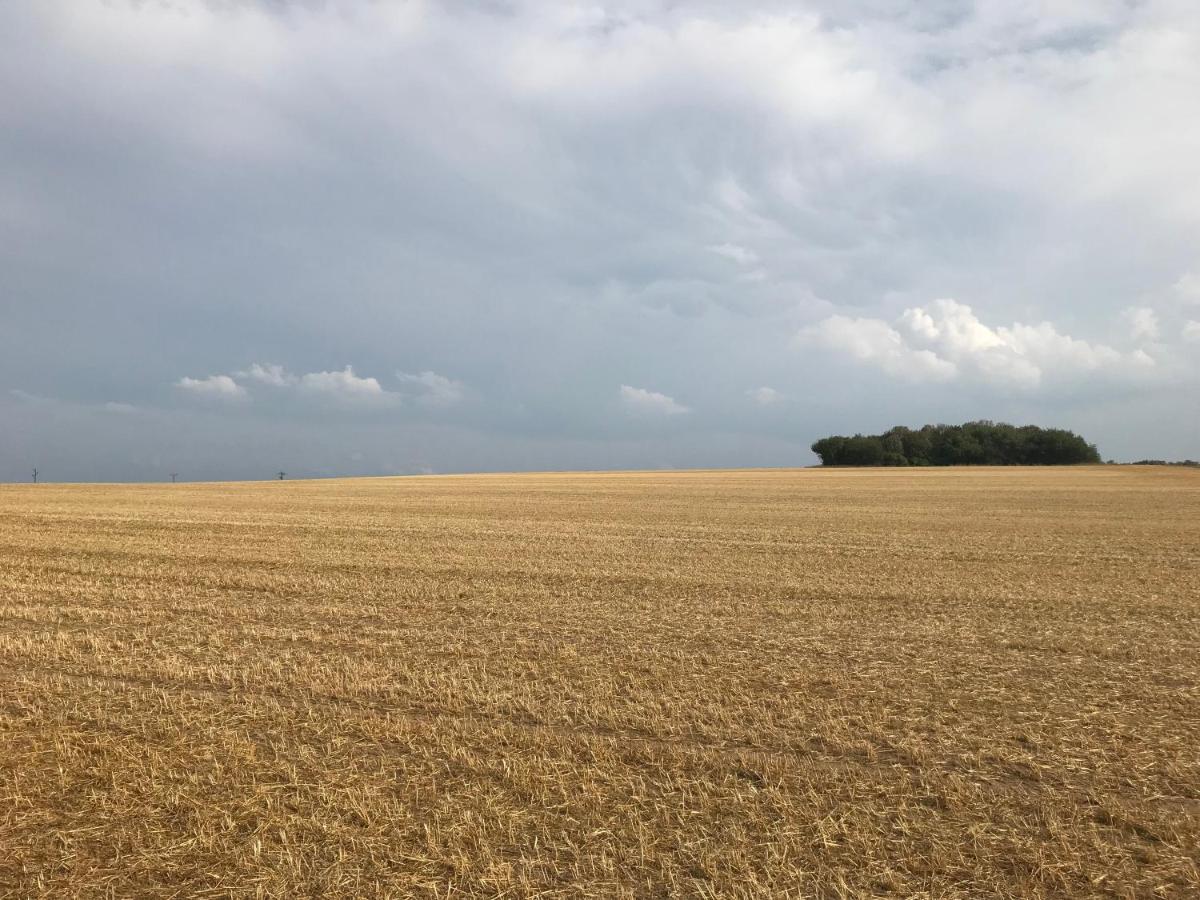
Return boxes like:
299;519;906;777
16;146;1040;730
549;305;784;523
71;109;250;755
0;466;1198;898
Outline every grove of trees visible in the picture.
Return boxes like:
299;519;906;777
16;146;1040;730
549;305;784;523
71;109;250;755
811;422;1101;467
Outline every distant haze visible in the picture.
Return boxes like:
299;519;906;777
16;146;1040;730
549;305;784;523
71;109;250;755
3;1;1198;481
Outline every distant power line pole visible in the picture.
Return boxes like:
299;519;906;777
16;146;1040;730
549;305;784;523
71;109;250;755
170;473;178;483
278;471;286;481
32;468;38;484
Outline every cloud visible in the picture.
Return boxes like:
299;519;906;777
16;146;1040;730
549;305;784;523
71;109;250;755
177;364;405;409
799;299;1154;389
746;386;783;407
1122;306;1160;342
397;370;465;407
296;366;396;406
6;1;1200;477
176;374;248;401
709;243;759;267
101;401;138;414
796;315;958;383
619;385;689;416
1174;273;1200;305
237;363;296;387
1184;321;1200;344
9;389;46;404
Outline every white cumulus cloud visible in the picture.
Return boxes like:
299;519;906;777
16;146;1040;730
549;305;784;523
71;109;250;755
297;366;397;406
799;299;1152;389
237;363;296;387
177;364;406;409
796;314;958;383
176;374;248;400
619;384;689;416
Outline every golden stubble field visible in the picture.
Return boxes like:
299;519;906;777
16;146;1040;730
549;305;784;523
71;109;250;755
0;466;1197;898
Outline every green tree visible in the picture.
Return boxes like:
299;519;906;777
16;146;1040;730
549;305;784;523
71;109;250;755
811;422;1100;467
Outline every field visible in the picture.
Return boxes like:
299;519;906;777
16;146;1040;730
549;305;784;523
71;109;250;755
0;467;1197;898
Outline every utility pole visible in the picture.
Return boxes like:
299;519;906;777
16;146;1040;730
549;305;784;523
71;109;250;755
278;471;286;481
170;473;178;484
32;468;38;484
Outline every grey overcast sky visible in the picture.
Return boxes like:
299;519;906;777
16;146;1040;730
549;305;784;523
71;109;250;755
2;0;1198;481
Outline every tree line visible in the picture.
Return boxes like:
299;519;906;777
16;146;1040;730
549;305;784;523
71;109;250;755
1128;459;1199;467
811;422;1101;467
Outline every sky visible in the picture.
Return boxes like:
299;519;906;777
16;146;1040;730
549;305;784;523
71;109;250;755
2;0;1198;481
